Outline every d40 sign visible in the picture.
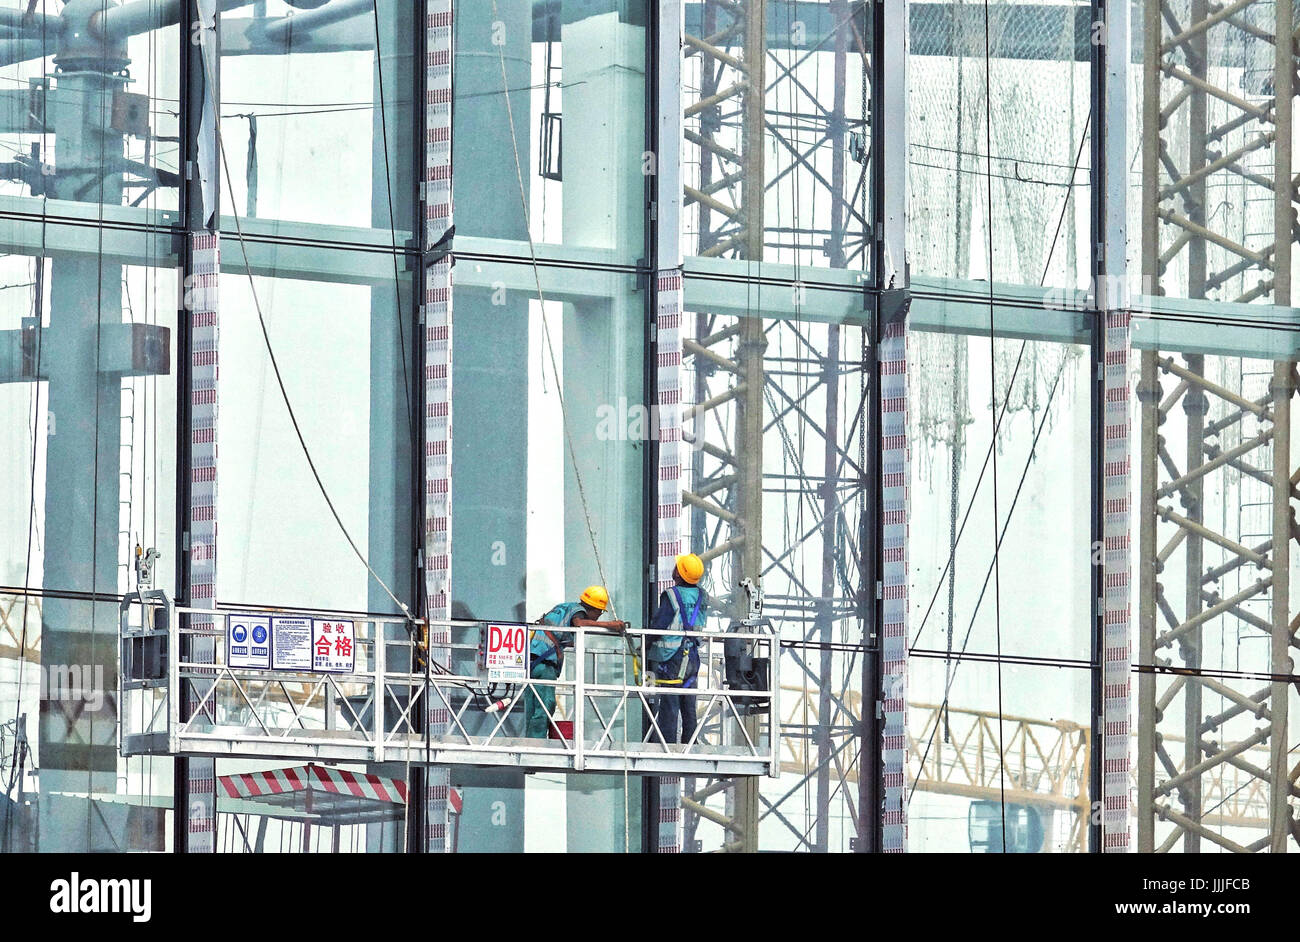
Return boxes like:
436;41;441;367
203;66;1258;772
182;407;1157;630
484;623;528;681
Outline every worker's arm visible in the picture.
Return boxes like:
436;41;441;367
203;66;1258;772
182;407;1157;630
573;617;628;632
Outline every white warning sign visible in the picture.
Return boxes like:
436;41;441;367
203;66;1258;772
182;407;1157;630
271;616;312;671
312;619;355;673
228;614;270;669
484;623;528;681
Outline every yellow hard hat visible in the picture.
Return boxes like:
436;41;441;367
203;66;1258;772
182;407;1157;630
675;553;704;585
580;585;609;611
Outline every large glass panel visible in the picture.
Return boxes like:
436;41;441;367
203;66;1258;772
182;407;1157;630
673;276;871;852
0;242;177;852
682;0;872;274
907;660;1093;853
906;309;1093;853
1131;0;1287;304
1132;347;1300;853
0;0;181;215
450;259;646;852
454;0;648;262
909;0;1090;289
216;255;416;616
910;316;1093;663
219;1;415;236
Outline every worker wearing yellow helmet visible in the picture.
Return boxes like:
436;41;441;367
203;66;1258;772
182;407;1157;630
644;553;708;745
524;585;627;739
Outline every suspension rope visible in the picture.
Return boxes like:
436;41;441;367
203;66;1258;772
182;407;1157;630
981;0;1009;852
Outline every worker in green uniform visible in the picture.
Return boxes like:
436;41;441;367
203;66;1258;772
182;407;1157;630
526;585;627;739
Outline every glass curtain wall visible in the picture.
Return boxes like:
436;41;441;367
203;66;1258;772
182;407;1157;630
451;0;650;852
676;0;873;852
0;0;179;852
906;0;1096;853
8;0;1300;856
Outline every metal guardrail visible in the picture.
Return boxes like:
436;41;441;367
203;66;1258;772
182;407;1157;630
119;593;778;777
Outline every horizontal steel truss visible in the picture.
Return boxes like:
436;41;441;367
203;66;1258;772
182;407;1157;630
118;597;778;777
0;593;40;663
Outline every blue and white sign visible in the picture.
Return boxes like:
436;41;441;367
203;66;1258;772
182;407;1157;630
228;614;271;669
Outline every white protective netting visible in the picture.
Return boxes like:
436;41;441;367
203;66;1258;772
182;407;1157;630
908;1;1090;464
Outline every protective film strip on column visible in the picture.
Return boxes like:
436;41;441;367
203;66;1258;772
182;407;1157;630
658;774;682;853
1102;309;1131;851
655;268;684;852
880;317;908;853
423;0;453;854
187;230;220;852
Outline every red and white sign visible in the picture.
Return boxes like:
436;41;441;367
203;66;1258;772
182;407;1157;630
312;620;355;674
484;623;527;681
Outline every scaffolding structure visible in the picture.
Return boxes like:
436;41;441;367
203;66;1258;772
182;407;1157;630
678;0;873;852
1138;0;1300;851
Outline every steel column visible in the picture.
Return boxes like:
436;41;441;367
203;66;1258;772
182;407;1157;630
174;0;220;855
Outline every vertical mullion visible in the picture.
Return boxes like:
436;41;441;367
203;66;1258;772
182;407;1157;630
1094;0;1132;854
175;0;221;855
420;0;456;854
649;0;686;854
874;0;909;855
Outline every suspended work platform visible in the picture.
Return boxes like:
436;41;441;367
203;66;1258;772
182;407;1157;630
119;593;779;777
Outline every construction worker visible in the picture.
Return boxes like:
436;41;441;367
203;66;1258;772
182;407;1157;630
525;585;627;739
646;553;708;745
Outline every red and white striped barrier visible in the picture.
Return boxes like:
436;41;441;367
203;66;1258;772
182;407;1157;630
219;765;408;805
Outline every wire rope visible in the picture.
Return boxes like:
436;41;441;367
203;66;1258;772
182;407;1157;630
980;0;1009;853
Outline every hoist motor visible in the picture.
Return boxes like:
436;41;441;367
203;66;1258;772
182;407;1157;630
724;578;771;715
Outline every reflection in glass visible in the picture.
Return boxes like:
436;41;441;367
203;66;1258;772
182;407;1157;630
0;0;180;214
454;0;648;261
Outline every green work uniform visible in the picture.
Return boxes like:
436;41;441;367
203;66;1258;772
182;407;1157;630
524;601;583;739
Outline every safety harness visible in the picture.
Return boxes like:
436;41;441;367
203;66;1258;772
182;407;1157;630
653;587;704;686
534;629;564;669
531;602;582;671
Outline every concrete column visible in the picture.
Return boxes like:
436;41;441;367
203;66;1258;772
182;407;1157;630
369;2;418;852
37;69;126;852
560;11;646;853
449;0;532;852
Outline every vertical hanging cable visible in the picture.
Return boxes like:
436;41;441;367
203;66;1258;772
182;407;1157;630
981;0;1009;851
